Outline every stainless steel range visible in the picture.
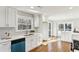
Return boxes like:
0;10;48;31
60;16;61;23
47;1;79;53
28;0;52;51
73;40;79;52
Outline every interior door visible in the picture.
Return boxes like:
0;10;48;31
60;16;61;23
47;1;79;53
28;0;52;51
57;22;73;42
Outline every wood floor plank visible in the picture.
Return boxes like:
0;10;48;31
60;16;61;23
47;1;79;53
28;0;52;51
30;41;71;52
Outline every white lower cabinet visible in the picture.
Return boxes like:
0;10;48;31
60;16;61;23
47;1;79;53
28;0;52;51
26;35;41;52
0;41;11;52
31;37;37;49
61;32;72;42
26;37;32;51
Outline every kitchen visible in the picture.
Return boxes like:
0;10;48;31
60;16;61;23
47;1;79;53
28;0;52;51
0;6;79;52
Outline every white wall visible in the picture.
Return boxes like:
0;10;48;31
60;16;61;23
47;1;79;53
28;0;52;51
52;21;57;36
41;22;49;40
51;18;79;42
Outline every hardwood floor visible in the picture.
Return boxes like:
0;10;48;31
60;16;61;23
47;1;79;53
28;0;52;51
30;41;71;52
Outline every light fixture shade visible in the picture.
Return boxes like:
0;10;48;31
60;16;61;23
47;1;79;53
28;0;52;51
30;6;34;9
69;7;73;10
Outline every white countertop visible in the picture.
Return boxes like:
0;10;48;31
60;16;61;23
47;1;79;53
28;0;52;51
74;50;79;52
72;33;79;35
72;33;79;41
0;34;34;43
0;33;43;43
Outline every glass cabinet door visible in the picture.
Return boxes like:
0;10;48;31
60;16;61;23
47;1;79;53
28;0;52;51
17;14;33;31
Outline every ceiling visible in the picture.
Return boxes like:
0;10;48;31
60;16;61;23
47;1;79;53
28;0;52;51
13;6;79;20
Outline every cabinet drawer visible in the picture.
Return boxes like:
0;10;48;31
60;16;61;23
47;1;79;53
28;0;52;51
0;41;11;52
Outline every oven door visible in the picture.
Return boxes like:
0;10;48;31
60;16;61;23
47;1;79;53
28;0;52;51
73;40;79;50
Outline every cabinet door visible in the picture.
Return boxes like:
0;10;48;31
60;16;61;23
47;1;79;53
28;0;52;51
16;11;34;31
0;7;6;27
29;37;34;50
61;32;72;42
0;41;11;52
32;36;40;49
26;38;29;52
34;37;39;47
26;37;32;52
31;37;37;49
26;35;41;52
37;36;41;46
6;7;16;27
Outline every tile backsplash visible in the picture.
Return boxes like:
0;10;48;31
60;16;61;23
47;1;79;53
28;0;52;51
0;27;26;38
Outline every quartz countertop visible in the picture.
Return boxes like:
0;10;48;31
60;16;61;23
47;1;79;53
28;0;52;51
0;35;25;43
0;33;35;43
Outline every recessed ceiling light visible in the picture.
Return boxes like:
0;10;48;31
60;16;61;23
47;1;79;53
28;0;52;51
69;7;73;10
30;6;34;9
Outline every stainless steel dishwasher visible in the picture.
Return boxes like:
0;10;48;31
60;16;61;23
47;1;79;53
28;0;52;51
11;38;25;52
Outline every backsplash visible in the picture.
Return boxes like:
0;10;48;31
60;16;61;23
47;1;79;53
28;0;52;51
0;27;26;38
0;27;40;39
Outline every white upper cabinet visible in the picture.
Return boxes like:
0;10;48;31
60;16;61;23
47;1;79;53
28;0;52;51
34;14;40;28
0;7;6;27
16;10;34;31
6;7;16;27
0;7;16;27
